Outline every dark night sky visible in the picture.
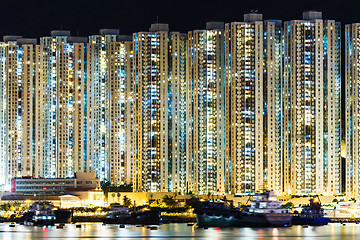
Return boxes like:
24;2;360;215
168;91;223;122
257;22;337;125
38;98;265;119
1;0;359;38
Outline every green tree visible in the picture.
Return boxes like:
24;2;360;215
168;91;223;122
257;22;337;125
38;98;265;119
186;196;199;208
0;203;11;211
283;202;294;209
150;201;160;208
123;195;132;206
162;195;178;208
12;202;22;211
101;180;111;190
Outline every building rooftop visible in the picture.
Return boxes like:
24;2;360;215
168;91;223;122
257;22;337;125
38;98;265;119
206;22;224;30
50;30;71;37
16;38;37;45
68;36;87;43
3;35;22;42
303;11;323;20
1;194;60;201
244;13;263;22
117;35;132;42
99;29;119;35
149;23;169;32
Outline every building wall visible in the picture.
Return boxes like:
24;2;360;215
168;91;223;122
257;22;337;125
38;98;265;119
225;18;283;195
124;41;134;185
132;29;187;193
0;41;37;185
56;42;89;177
21;44;35;177
171;33;188;193
34;45;47;178
88;34;117;182
107;41;133;184
40;34;69;178
346;23;360;199
13;172;100;195
4;43;23;182
187;26;226;194
283;17;341;195
0;43;6;186
85;43;98;175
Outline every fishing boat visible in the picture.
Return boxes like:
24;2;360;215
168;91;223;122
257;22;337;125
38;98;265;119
23;202;56;226
104;203;160;225
194;191;292;227
292;197;329;226
104;204;132;223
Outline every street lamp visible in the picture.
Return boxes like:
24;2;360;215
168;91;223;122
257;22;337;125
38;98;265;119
111;193;115;204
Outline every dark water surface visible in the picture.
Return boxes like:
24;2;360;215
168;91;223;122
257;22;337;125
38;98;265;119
0;222;359;240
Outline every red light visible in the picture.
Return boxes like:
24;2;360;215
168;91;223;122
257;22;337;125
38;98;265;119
43;187;47;190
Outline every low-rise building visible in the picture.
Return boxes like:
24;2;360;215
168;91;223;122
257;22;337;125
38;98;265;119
10;172;100;196
60;189;105;207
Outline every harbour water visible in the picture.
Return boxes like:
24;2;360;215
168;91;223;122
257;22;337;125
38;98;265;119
0;222;359;239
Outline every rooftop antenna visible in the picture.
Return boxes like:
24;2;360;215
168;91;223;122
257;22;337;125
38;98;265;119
156;16;159;23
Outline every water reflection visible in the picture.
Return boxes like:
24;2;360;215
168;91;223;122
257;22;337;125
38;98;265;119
0;223;359;240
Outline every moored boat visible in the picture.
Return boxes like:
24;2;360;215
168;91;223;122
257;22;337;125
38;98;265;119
104;203;160;225
292;197;329;226
104;204;132;223
194;191;292;227
23;202;56;226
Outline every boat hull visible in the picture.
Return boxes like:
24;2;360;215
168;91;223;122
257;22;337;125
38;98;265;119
197;213;292;228
292;216;329;226
54;209;72;223
34;220;55;226
24;219;55;226
104;211;160;225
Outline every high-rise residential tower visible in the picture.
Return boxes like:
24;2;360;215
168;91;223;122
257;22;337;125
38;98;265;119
187;22;226;194
89;29;119;183
225;14;283;195
39;32;101;179
283;11;341;195
124;39;135;185
132;24;187;193
40;30;71;178
34;41;48;179
107;35;133;185
0;37;38;185
345;23;360;199
56;37;92;177
39;33;95;178
89;30;134;184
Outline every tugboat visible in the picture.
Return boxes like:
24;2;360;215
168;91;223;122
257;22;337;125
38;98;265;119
104;203;160;225
292;197;329;226
23;202;56;226
194;191;292;227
